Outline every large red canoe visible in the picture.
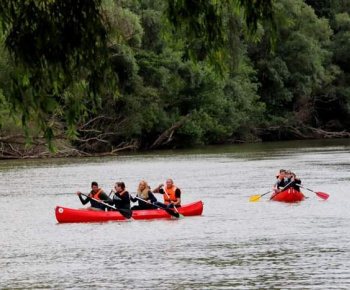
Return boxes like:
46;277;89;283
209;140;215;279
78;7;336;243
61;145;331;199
55;201;203;223
271;187;305;203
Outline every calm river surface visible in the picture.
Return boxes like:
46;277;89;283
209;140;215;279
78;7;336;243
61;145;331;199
1;139;350;289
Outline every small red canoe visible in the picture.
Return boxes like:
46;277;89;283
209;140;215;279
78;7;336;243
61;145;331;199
55;200;203;223
271;188;305;203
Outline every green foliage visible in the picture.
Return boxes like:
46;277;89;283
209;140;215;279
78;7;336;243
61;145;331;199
104;3;144;48
304;0;333;19
166;0;276;71
0;0;113;149
1;0;350;154
140;8;165;52
332;12;350;72
250;0;335;122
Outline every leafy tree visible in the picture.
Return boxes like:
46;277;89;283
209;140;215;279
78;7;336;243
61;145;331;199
304;0;332;19
319;2;350;129
249;0;335;136
0;0;113;147
0;0;277;149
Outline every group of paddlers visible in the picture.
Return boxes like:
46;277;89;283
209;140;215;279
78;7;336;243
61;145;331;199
273;169;301;193
76;179;181;211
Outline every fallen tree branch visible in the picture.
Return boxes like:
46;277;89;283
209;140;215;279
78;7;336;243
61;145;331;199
96;144;138;156
302;125;350;138
262;120;350;140
79;115;114;129
149;114;190;149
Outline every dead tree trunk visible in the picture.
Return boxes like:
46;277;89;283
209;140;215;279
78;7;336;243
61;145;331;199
149;114;190;149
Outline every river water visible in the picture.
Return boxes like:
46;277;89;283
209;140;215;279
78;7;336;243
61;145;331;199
0;139;350;289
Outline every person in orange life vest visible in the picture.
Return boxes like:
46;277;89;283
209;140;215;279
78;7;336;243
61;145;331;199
76;181;111;211
111;182;131;210
273;169;288;193
153;179;181;209
130;180;158;210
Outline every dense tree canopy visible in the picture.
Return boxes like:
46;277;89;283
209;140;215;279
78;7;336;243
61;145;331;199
0;0;350;157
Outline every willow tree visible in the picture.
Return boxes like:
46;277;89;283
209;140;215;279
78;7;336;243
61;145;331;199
0;0;112;148
0;0;275;148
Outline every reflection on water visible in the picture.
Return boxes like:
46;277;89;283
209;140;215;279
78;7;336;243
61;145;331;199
0;139;350;289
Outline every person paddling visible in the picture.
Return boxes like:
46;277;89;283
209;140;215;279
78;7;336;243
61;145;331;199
76;181;112;211
130;180;158;210
285;171;302;191
153;179;181;209
273;169;288;194
111;182;131;210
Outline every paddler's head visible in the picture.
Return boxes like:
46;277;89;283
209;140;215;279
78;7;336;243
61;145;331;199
138;180;148;192
91;181;99;192
285;170;292;178
115;182;125;192
166;179;174;188
278;169;286;179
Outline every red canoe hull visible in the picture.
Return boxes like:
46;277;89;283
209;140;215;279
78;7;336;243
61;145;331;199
271;188;305;203
55;201;203;223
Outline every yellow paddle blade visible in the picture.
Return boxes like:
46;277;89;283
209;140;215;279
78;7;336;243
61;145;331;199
249;195;261;202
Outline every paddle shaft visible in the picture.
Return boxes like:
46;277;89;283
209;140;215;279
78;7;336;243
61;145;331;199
81;193;123;212
298;184;329;199
249;189;272;202
133;196;180;218
298;185;315;193
164;188;181;214
270;179;295;200
81;193;133;219
260;190;271;197
134;196;162;209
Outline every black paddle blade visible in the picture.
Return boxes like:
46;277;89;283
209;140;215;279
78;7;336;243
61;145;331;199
119;208;133;219
165;208;180;218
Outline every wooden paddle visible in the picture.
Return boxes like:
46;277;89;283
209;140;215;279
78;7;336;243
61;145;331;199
80;193;132;219
164;189;184;218
133;196;181;218
298;185;329;200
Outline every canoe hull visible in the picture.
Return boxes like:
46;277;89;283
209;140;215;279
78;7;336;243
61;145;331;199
55;200;203;223
271;188;305;203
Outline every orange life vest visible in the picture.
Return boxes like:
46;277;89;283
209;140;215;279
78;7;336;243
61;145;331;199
119;190;127;196
277;174;284;180
164;186;180;205
89;189;103;200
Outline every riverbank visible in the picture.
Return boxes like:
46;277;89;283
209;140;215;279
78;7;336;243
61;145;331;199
0;125;350;160
1;128;350;160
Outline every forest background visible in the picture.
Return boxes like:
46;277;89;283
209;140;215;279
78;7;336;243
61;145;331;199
0;0;350;158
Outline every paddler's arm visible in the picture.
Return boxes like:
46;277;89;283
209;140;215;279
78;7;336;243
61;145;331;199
149;191;157;203
99;191;113;205
130;194;137;202
76;191;90;205
172;188;181;206
152;184;164;193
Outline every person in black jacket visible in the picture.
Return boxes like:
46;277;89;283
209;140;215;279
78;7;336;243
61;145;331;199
273;169;287;193
283;171;302;191
76;181;112;211
290;172;302;191
111;182;131;210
